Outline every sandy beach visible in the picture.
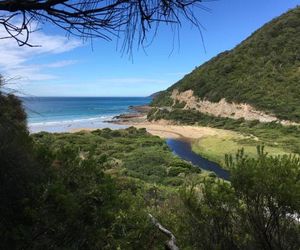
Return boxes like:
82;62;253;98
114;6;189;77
131;122;222;139
72;119;230;140
68;105;232;140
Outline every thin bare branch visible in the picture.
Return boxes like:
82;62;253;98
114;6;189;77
0;0;209;51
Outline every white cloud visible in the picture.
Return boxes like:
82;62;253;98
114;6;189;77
7;68;56;81
0;28;82;82
46;60;78;68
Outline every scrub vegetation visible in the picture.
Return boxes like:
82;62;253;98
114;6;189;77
2;5;300;250
33;128;201;186
153;7;300;122
1;91;300;249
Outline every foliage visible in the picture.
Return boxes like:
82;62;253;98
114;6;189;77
0;92;181;249
0;92;43;249
148;108;300;156
173;100;186;109
30;145;165;249
181;148;300;249
150;91;173;107
153;7;300;122
181;178;243;249
2;92;300;249
229;147;300;249
33;127;200;185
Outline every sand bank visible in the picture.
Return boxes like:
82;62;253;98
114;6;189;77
64;106;230;139
131;122;228;139
71;120;229;140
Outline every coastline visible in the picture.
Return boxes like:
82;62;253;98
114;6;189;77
27;103;252;158
71;121;219;139
24;97;151;134
69;105;230;141
28;117;128;133
113;121;223;140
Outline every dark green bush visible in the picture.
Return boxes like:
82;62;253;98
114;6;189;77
152;7;300;122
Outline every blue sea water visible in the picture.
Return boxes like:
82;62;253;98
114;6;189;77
22;97;151;133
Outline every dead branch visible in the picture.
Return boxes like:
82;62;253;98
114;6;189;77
148;213;179;250
0;0;207;50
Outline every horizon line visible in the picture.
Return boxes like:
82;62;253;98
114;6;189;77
18;95;151;98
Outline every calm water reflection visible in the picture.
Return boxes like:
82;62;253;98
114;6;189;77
166;139;230;180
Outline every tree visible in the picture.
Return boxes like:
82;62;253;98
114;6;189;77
181;177;244;249
0;0;206;49
0;89;157;249
230;147;300;250
0;87;43;249
181;148;300;249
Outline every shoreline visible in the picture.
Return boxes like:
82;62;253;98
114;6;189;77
71;119;230;142
29;104;237;144
69;105;232;141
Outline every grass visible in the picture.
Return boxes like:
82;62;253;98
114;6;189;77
148;108;300;156
191;130;294;168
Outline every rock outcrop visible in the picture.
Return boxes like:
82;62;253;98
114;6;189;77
171;89;299;126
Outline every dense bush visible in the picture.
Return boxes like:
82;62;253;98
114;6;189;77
181;148;300;249
150;91;173;107
0;92;43;248
153;7;300;122
0;92;176;249
2;91;300;249
33;127;197;185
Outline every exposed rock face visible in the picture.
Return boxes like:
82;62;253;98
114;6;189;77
129;105;152;113
171;89;299;126
106;105;151;124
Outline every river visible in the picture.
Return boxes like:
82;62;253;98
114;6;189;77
166;139;230;180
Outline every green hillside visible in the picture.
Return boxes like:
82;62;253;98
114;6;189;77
152;6;300;122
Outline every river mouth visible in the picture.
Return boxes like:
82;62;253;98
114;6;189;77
166;138;230;180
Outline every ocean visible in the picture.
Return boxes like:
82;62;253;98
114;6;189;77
22;97;151;133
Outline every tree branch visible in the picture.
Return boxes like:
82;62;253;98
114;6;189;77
148;213;179;250
0;0;207;51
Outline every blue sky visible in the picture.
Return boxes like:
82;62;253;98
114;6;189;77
1;0;299;97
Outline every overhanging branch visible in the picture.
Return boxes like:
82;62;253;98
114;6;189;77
0;0;207;50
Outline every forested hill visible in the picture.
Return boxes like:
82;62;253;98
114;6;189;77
152;6;300;122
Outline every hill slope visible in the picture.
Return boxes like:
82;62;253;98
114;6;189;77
152;7;300;122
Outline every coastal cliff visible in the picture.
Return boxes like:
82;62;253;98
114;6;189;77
151;7;300;124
